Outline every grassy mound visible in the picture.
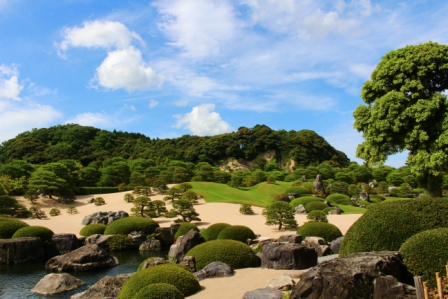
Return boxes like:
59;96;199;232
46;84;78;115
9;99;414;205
289;196;323;209
217;225;256;243
297;222;342;242
285;186;312;195
174;222;199;240
0;218;29;238
325;193;352;205
339;198;448;257
104;216;159;235
119;264;200;298
12;226;54;242
131;283;184;299
200;223;231;241
186;239;260;270
79;223;107;237
304;201;328;212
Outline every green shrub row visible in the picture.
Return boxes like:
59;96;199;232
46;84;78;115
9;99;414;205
289;196;323;209
104;217;159;235
0;218;29;238
200;223;231;241
79;223;107;237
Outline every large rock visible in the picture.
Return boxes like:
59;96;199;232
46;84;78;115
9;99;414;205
128;231;146;248
261;242;317;270
70;273;132;299
267;276;295;291
154;227;175;247
313;174;324;192
302;237;332;257
295;204;307;215
50;234;79;255
45;244;119;272
168;230;205;262
81;211;128;225
278;234;302;244
139;239;161;251
194;261;234;281
243;288;284;299
330;237;344;255
290;251;415;299
31;273;85;295
139;257;170;270
84;234;113;248
0;237;44;265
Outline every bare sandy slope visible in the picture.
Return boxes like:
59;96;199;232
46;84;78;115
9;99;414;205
18;191;362;298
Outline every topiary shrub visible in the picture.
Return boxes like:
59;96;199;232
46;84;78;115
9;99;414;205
200;223;231;241
119;264;200;298
0;218;29;238
325;193;351;204
217;225;256;243
285;186;311;195
107;234;134;251
12;226;54;242
339;198;448;257
49;208;61;216
174;222;199;240
306;210;328;222
186;239;260;270
297;222;342;242
304;201;328;212
239;204;255;215
289;196;323;209
79;223;107;237
400;228;448;288
104;216;159;235
131;283;184;299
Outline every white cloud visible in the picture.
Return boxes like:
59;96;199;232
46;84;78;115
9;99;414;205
92;46;163;92
175;99;188;106
174;103;233;136
0;64;23;100
349;63;375;80
148;99;159;108
302;9;360;39
65;112;114;127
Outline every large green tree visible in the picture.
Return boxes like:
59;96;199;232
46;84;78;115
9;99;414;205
354;42;448;197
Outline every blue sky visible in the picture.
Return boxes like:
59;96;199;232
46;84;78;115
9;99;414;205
1;0;448;167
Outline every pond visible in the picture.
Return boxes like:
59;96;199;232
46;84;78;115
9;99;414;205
0;250;167;299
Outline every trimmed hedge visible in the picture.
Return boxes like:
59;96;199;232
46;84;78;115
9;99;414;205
104;216;159;235
0;218;29;238
217;225;256;243
297;222;342;242
289;196;323;209
186;239;260;270
79;223;107;237
12;226;54;242
339;198;448;257
77;187;119;195
304;201;328;212
174;222;199;240
285;186;312;195
306;210;328;222
131;283;184;299
400;228;448;288
200;223;231;241
325;193;351;204
119;264;200;298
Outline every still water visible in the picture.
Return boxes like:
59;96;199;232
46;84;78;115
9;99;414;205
0;250;166;299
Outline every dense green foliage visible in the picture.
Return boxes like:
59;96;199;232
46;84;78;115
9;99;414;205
284;186;311;195
297;222;342;242
107;234;134;251
217;225;256;243
304;201;328;212
79;223;107;237
289;196;323;209
0;218;29;238
174;222;199;240
200;223;231;241
0;196;29;217
103;216;159;235
239;203;255;215
339;198;448;256
119;264;200;298
186;239;260;270
265;201;298;230
306;210;328;222
12;226;54;242
400;228;448;288
131;283;184;299
326;193;352;206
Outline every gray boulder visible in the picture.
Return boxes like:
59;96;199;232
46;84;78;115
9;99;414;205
128;231;146;248
243;288;284;299
0;237;43;265
373;275;416;299
154;227;175;247
70;273;132;299
81;211;128;225
330;237;344;255
50;234;79;256
45;244;119;272
290;251;415;299
180;256;196;273
267;275;295;291
278;234;302;244
313;174;324;192
31;273;85;296
84;234;113;248
139;239;161;251
139;257;170;270
194;261;234;281
261;242;317;270
168;230;205;262
360;192;370;202
302;237;332;257
295;204;307;215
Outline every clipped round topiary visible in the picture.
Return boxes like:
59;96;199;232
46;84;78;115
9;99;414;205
0;218;29;238
104;216;159;235
108;234;134;251
339;198;448;257
200;223;231;241
174;222;199;240
297;222;342;242
186;239;260;270
304;201;328;212
325;193;351;204
79;223;107;237
217;225;256;243
131;283;184;299
400;228;448;288
285;186;312;195
289;196;323;209
12;225;54;242
307;210;328;222
119;264;200;298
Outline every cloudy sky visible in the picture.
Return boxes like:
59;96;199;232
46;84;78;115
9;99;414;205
1;0;447;167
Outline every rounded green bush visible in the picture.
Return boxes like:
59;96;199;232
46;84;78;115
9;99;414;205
217;225;256;243
79;223;107;237
304;201;328;212
400;228;448;288
285;186;311;195
306;210;328;222
325;193;350;204
200;223;231;241
12;226;54;242
339;198;448;257
108;234;134;251
370;195;386;201
131;283;184;299
119;264;200;298
289;196;323;209
186;239;260;270
174;222;199;240
104;216;159;235
297;222;342;242
0;218;29;238
301;182;315;192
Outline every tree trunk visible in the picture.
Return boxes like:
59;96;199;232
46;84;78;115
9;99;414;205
278;221;282;230
427;173;443;198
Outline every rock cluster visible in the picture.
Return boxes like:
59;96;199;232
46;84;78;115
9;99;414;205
81;211;129;225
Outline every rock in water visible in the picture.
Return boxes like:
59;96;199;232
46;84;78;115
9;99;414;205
31;273;85;295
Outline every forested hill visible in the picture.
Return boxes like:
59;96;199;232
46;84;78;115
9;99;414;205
0;124;349;168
